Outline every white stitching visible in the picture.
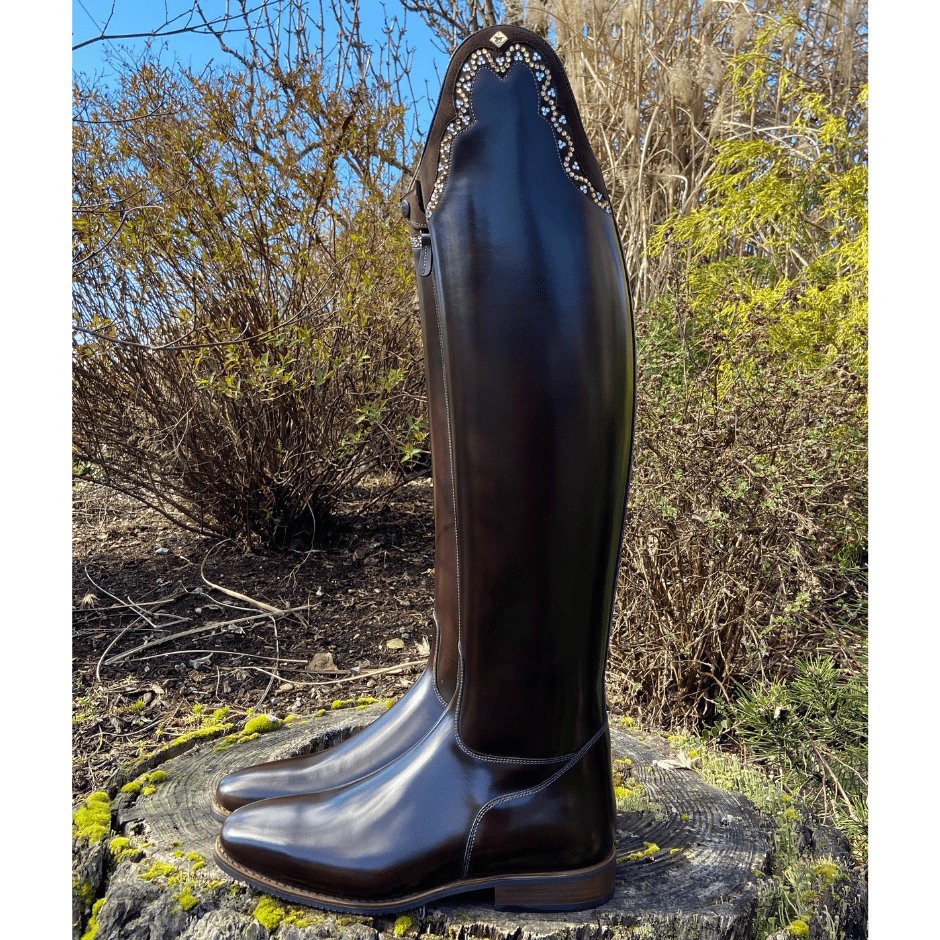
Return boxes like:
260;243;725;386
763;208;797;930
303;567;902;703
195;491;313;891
461;722;608;877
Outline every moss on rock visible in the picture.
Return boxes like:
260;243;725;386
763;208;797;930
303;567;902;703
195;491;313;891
73;792;112;844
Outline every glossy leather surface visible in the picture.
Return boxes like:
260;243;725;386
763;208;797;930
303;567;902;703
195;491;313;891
211;210;460;821
214;669;445;815
215;23;634;912
431;62;632;759
216;709;614;906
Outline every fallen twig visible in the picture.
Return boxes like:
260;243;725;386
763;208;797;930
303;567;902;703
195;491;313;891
201;541;283;613
104;606;311;665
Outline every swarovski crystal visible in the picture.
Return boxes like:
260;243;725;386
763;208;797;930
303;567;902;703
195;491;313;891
424;41;609;217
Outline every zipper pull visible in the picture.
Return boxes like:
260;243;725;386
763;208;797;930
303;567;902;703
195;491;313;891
419;232;433;277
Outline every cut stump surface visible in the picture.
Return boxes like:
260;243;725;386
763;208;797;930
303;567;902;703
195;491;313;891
73;707;862;940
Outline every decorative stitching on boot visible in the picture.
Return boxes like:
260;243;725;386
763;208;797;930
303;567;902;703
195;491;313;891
461;721;609;878
425;44;611;218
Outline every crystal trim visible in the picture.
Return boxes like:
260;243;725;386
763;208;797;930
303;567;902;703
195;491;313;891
409;234;423;250
425;43;611;217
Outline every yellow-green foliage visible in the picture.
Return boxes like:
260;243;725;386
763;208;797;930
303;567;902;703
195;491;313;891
785;919;810;937
73;792;111;844
394;914;414;936
649;18;867;384
252;895;318;931
80;897;104;940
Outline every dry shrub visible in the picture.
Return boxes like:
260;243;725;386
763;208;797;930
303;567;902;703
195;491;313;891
72;7;427;548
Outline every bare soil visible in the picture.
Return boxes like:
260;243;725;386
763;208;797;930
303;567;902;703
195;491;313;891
72;478;438;802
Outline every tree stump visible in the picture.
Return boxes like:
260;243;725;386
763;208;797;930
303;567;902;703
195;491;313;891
72;707;866;940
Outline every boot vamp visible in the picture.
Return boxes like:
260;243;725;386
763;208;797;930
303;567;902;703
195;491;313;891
216;711;566;901
214;669;445;813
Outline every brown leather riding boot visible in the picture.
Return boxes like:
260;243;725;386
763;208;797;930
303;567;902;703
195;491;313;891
214;23;636;913
210;186;460;823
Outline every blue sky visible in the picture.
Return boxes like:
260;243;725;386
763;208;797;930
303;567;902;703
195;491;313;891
72;0;448;131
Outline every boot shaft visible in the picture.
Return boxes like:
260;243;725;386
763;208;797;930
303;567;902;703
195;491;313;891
406;26;636;760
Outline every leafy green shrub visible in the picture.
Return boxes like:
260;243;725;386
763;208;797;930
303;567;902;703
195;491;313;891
609;18;867;729
728;652;867;861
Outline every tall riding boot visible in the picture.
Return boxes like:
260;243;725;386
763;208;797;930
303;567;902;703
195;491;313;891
214;23;636;913
210;210;460;821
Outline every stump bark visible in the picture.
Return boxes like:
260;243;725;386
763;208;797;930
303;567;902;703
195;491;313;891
72;706;865;940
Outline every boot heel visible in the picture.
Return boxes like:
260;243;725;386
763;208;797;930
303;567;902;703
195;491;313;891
492;853;616;912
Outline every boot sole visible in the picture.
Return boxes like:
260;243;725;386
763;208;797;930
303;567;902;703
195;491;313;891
213;837;616;914
210;797;232;822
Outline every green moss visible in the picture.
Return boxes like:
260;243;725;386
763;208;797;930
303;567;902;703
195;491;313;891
80;897;104;940
394;914;414;936
314;708;327;718
139;861;178;882
813;860;843;886
253;896;287;931
244;713;282;735
618;842;660;863
108;837;141;862
384;698;395;709
177;886;199;912
330;699;349;710
73;792;112;844
356;696;378;705
618;716;635;727
142;786;156;796
173;850;183;858
213;714;282;752
785;920;810;937
282;907;318;928
73;876;96;909
164;723;234;751
121;780;142;795
148;770;168;784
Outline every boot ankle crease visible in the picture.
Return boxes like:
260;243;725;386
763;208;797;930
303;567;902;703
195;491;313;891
430;610;448;707
461;720;610;878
